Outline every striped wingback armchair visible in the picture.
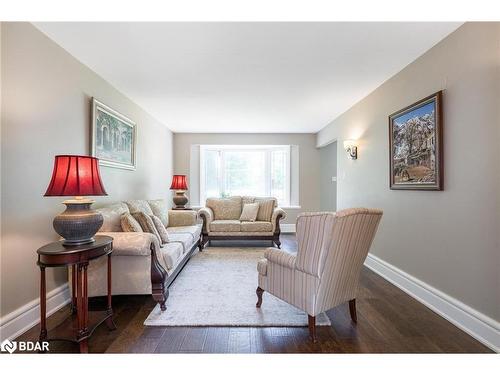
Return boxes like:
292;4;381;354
256;208;383;341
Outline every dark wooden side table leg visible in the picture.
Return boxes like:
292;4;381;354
39;266;47;342
76;263;88;353
71;264;77;314
105;253;116;330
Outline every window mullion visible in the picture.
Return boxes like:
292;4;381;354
219;150;224;197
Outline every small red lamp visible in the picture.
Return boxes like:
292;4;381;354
44;155;107;246
170;175;188;209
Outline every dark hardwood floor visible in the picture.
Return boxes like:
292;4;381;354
16;234;492;353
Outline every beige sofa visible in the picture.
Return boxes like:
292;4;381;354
198;196;286;248
80;199;201;311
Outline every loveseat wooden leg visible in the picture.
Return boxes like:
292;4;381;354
153;288;169;311
256;287;264;307
349;299;357;323
308;315;317;343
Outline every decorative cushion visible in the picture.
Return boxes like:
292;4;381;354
125;200;154;216
167;232;194;253
256;198;276;222
121;213;143;233
239;203;259;222
209;220;241;232
148;200;169;227
206;196;242;220
240;221;273;232
159;242;184;270
242;196;256;205
132;212;162;245
97;203;130;232
151;215;169;245
166;225;202;241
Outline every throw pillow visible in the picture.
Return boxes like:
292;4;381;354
256;199;275;222
239;203;259;222
151;214;169;245
148;199;169;227
121;213;143;233
132;212;162;245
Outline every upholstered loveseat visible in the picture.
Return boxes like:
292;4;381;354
79;199;202;310
198;196;286;248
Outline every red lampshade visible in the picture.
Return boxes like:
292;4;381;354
170;175;188;190
44;155;107;197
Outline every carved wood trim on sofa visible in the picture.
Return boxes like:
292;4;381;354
150;237;201;311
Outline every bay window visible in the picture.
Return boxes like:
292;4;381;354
200;145;291;206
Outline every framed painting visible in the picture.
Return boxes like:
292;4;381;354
91;98;136;170
389;91;443;190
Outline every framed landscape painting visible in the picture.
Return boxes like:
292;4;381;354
389;91;443;190
91;98;136;170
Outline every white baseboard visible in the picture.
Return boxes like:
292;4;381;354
281;224;296;233
0;283;71;341
364;254;499;353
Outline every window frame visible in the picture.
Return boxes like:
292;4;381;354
199;145;291;206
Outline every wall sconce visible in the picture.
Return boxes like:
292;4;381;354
343;140;358;160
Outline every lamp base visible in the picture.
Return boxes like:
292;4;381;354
53;200;104;246
172;191;188;209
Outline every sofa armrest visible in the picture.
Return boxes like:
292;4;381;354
99;232;159;256
168;210;197;227
264;248;296;269
198;207;214;234
271;207;287;233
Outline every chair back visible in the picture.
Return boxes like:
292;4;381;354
296;208;383;313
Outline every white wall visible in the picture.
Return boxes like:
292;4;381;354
1;23;174;317
317;22;500;322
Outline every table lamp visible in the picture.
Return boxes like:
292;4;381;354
44;155;107;246
170;174;188;209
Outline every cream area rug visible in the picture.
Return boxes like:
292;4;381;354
144;248;331;327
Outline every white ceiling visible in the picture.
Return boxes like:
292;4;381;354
34;22;461;133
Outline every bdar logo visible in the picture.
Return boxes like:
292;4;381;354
1;339;17;354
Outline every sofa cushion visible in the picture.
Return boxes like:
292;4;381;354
148;199;169;227
160;242;184;270
206;196;242;220
97;203;129;232
125;200;154;216
166;225;201;241
240;221;273;232
132;212;162;245
239;203;259;222
242;196;256;205
168;232;194;253
121;213;143;233
255;198;276;222
210;220;241;232
151;215;169;245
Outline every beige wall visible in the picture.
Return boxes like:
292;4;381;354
317;23;500;320
0;23;174;317
173;133;320;224
319;141;337;211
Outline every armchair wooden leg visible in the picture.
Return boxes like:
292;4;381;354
256;287;264;307
308;315;317;343
349;299;357;323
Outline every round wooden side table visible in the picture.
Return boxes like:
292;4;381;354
37;235;115;353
